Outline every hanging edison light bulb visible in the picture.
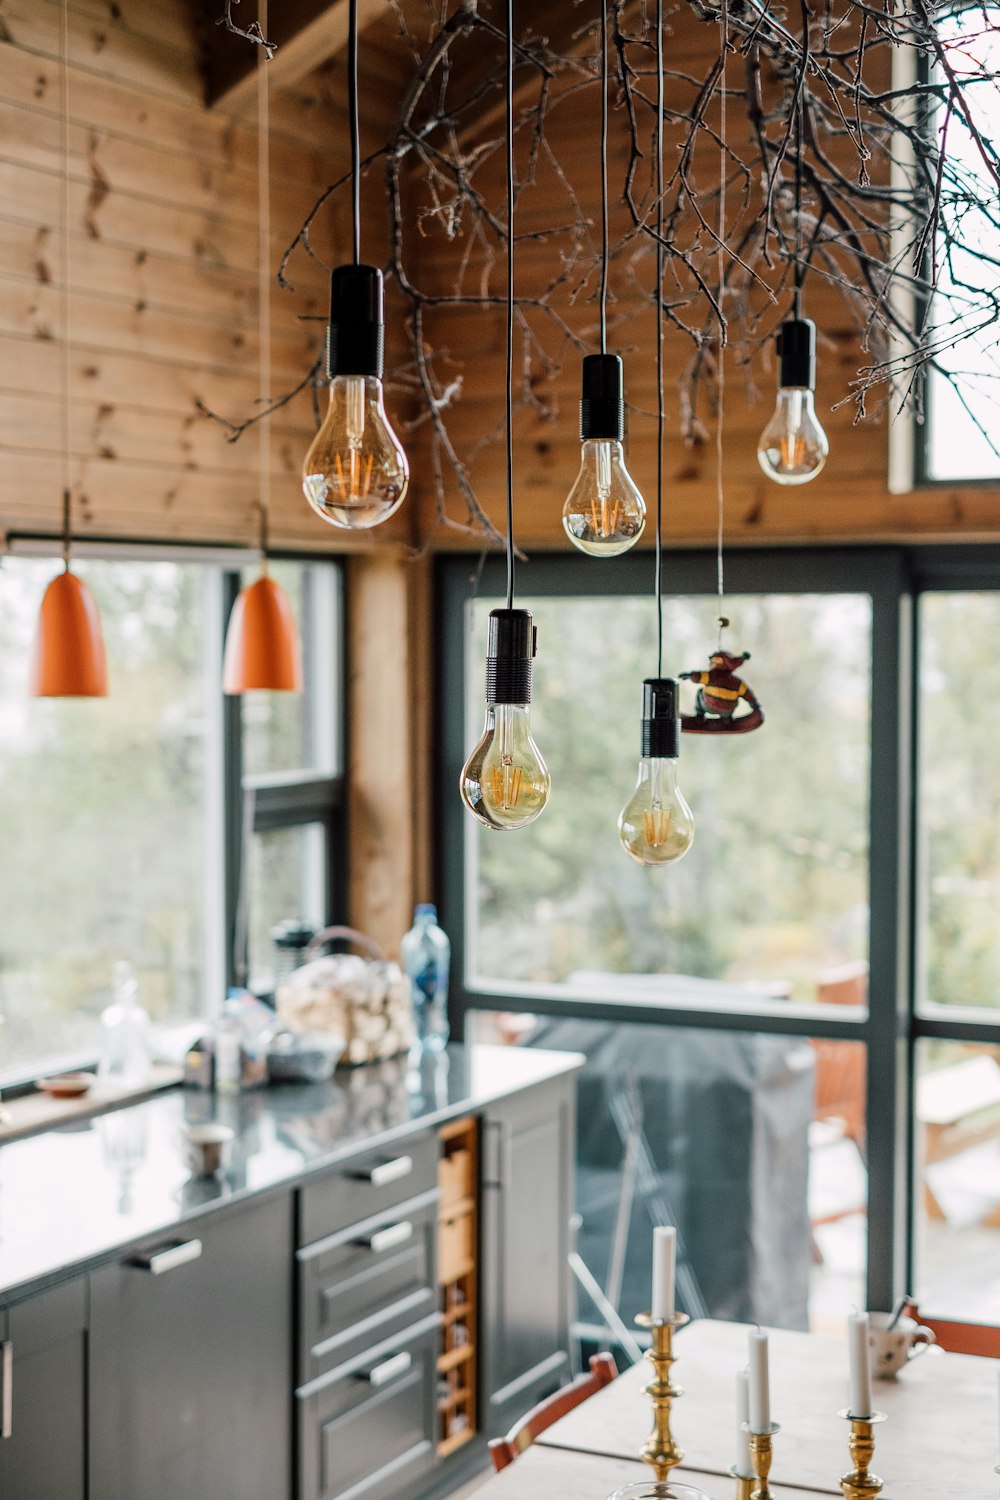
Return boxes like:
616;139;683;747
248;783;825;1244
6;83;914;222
618;679;695;866
757;317;828;486
562;354;646;555
303;265;409;528
460;608;550;831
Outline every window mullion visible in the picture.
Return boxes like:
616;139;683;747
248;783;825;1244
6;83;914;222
864;556;916;1311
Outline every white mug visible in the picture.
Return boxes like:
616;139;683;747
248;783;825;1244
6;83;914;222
868;1312;935;1379
179;1122;234;1178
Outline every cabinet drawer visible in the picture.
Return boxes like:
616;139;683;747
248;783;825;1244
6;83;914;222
297;1317;438;1500
298;1193;438;1385
299;1132;438;1247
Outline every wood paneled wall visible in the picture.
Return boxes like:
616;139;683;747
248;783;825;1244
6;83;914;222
0;0;411;552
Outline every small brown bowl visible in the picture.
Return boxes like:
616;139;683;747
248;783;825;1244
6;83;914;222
37;1072;96;1099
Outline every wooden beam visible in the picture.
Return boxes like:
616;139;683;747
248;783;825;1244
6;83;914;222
205;0;395;113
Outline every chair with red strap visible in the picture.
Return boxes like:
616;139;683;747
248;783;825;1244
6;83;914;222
487;1353;619;1471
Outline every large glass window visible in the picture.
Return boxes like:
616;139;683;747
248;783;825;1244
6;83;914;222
0;551;343;1084
468;591;871;1002
440;546;1000;1338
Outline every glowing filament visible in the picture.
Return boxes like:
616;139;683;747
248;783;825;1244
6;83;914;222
490;758;524;809
780;434;805;469
643;803;672;846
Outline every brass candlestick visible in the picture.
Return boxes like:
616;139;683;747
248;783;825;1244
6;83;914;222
730;1467;754;1500
635;1311;689;1480
837;1409;886;1500
745;1423;780;1500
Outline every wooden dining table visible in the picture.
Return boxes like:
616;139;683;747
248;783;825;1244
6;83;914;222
471;1320;998;1500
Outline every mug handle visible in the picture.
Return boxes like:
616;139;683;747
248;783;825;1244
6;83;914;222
909;1325;936;1358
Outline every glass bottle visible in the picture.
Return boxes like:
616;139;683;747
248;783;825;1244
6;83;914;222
98;960;151;1090
214;999;243;1095
401;904;451;1053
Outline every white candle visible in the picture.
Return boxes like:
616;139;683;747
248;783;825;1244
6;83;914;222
735;1368;754;1478
651;1226;676;1322
848;1311;873;1418
747;1327;770;1433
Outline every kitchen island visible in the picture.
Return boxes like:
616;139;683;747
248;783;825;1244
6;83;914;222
0;1043;582;1500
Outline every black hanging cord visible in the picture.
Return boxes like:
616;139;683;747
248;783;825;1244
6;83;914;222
793;83;804;318
655;0;665;677
349;0;361;264
599;0;609;356
504;0;515;610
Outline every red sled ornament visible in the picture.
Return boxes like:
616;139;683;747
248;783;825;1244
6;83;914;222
679;648;764;735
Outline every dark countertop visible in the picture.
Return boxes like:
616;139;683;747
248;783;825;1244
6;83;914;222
0;1044;582;1304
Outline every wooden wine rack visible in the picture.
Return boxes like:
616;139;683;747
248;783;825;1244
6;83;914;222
436;1115;478;1457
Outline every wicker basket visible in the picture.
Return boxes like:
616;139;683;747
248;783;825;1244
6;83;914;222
275;926;413;1067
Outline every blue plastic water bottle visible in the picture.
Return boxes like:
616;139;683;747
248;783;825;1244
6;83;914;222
401;904;451;1052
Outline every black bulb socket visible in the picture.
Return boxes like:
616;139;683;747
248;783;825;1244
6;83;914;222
641;677;681;759
776;317;816;391
580;353;625;441
485;608;537;705
327;264;385;379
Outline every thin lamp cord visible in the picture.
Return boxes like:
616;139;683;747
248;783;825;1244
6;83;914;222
793;83;804;319
60;0;71;570
349;0;360;264
504;0;515;611
655;0;665;678
599;0;609;357
715;0;728;638
258;0;271;568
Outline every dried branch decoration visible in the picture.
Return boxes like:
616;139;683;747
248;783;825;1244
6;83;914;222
216;0;277;59
208;0;1000;541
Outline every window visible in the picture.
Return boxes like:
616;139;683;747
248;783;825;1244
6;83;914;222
439;546;1000;1336
921;7;1000;483
0;552;343;1085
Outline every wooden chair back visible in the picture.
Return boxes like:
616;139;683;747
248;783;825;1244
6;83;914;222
487;1353;618;1471
904;1300;1000;1358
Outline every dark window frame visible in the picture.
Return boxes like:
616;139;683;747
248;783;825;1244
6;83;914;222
436;542;1000;1321
0;550;345;1094
911;7;1000;490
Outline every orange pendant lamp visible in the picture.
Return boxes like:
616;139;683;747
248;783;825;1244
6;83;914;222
30;495;108;698
223;555;302;693
222;2;302;697
31;0;108;700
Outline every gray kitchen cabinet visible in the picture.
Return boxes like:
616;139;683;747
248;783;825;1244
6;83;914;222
0;1278;87;1500
89;1191;293;1500
479;1076;576;1435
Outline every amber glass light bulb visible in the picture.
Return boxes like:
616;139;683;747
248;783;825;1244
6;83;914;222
617;678;694;866
757;387;828;486
460;702;550;831
757;316;828;487
618;756;695;865
460;608;550;832
563;354;644;557
562;439;646;556
303;375;408;529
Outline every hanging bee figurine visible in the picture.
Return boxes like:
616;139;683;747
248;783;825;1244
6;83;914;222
679;628;764;735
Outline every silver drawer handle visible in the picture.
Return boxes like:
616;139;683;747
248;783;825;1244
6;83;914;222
130;1239;203;1275
362;1155;413;1189
363;1221;414;1255
363;1351;413;1388
0;1341;11;1439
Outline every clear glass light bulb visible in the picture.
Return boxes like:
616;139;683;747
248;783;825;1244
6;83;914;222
302;375;409;529
562;440;646;556
460;704;551;831
756;388;829;486
618;757;695;866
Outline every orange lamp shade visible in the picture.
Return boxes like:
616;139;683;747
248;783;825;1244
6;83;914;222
223;573;303;694
29;569;109;698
